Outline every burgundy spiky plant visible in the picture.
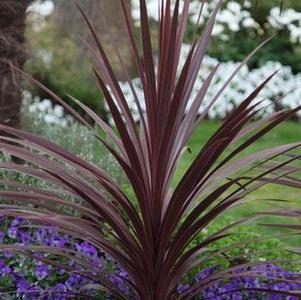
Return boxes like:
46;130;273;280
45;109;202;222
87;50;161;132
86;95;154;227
0;0;301;299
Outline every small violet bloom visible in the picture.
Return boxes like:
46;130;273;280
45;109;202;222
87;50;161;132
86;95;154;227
35;264;50;280
8;226;18;239
0;230;5;243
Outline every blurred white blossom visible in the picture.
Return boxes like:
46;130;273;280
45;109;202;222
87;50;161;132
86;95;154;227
132;1;301;44
21;91;121;177
268;7;301;43
28;0;54;17
27;0;54;31
22;91;71;127
132;0;259;37
110;44;301;122
36;49;53;68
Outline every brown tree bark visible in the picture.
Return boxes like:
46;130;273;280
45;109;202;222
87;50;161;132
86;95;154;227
54;0;133;80
0;1;31;128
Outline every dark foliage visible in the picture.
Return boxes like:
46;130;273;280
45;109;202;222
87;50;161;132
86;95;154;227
0;0;32;127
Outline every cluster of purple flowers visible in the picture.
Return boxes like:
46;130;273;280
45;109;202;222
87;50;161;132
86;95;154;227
1;216;301;299
0;216;128;299
178;264;301;299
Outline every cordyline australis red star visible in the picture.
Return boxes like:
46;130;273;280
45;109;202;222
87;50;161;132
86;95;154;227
0;0;301;299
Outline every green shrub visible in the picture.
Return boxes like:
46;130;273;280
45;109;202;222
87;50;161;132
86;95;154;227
25;21;106;118
184;0;301;73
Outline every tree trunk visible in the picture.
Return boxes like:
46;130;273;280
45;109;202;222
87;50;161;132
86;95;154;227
54;0;133;80
0;1;31;128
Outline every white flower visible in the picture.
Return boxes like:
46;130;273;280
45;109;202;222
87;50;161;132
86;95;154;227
54;105;64;118
228;21;240;32
22;92;72;128
212;24;224;36
227;1;241;14
243;1;252;9
27;0;54;31
44;114;58;125
28;0;54;17
288;24;301;43
268;7;301;43
38;99;52;112
242;17;257;28
217;10;236;25
28;103;38;113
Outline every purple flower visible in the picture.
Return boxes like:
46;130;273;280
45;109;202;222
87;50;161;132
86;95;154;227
190;263;301;299
4;251;13;258
267;295;283;300
232;292;243;300
11;217;24;227
35;264;50;280
8;226;18;239
3;214;301;300
65;274;83;290
177;283;190;294
109;274;130;294
53;283;67;291
50;236;68;248
49;283;67;300
195;265;218;281
27;285;44;300
16;279;32;299
0;230;4;243
0;265;12;276
118;270;129;279
76;241;97;258
0;259;12;276
48;227;58;238
20;231;32;245
17;279;31;290
35;227;48;243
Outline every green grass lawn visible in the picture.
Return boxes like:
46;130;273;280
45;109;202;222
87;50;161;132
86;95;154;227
174;120;301;245
176;120;301;200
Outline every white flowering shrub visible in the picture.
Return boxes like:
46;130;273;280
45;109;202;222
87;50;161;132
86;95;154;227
27;0;54;32
133;1;258;38
22;90;71;127
21;91;123;181
132;0;301;73
268;7;301;44
26;0;301;123
125;1;301;121
133;1;301;43
190;1;259;37
112;44;301;121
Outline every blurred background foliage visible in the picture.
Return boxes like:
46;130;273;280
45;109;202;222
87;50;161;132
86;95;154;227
24;0;301;119
25;0;133;119
206;0;301;71
25;20;105;116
